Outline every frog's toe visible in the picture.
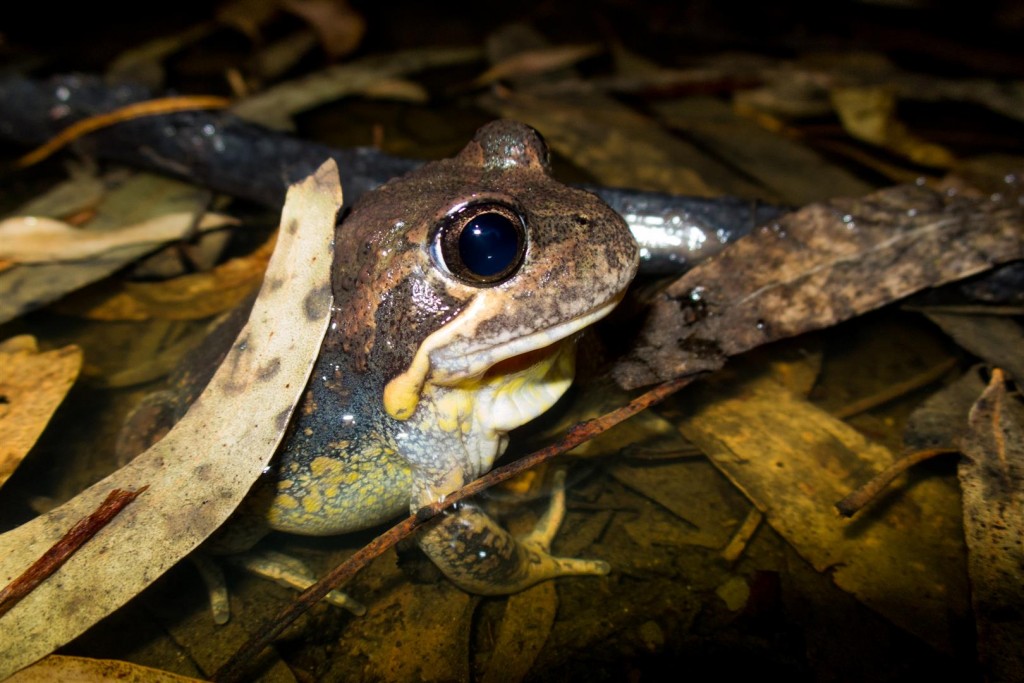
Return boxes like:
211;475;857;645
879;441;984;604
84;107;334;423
190;554;232;625
530;551;610;578
232;550;367;616
519;469;610;577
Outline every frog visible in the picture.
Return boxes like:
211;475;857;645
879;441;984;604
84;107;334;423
119;120;639;604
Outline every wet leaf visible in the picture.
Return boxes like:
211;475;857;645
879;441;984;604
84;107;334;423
615;182;1024;389
0;336;83;490
59;234;275;321
480;582;557;683
958;370;1024;681
6;654;205;682
903;367;988;454
0;174;225;324
830;86;955;168
663;369;968;649
0;160;340;678
0;212;235;264
924;312;1024;384
342;578;475;682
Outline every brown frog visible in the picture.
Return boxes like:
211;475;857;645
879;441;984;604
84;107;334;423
123;120;638;604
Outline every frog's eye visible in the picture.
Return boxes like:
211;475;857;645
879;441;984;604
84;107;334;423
435;203;527;286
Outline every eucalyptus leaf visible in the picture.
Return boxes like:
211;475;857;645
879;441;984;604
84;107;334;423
0;160;340;679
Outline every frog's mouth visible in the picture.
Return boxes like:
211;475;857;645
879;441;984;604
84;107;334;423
383;294;624;422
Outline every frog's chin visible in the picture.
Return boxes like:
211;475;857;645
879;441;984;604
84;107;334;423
465;334;578;433
414;335;578;481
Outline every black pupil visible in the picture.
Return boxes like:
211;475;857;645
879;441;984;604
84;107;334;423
458;212;521;277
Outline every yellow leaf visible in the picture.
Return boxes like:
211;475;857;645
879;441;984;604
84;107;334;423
60;234;276;321
0;336;83;490
830;86;955;168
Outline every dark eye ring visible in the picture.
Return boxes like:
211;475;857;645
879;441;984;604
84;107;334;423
434;202;527;286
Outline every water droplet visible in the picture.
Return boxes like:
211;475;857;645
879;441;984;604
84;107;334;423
689;286;705;302
55;86;70;102
1004;173;1018;185
915;177;927;186
990;192;1003;203
756;320;767;332
906;208;918;218
201;123;216;137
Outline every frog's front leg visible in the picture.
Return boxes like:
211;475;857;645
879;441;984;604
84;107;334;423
415;469;609;595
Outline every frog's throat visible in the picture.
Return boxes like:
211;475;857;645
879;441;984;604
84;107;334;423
383;292;624;421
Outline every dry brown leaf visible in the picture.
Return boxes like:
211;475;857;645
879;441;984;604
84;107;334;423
474;44;601;86
479;91;716;196
0;160;340;678
12;167;106;220
60;234;276;321
958;369;1024;682
924;312;1024;384
655;96;873;205
215;0;281;42
0;336;82;489
106;23;218;87
0;212;236;264
7;654;205;682
232;46;481;129
283;0;366;59
361;77;429;103
830;86;956;168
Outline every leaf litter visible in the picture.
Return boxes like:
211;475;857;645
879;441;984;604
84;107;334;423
0;160;339;679
0;336;82;490
2;5;1024;681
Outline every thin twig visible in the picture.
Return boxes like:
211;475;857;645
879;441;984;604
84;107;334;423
720;507;764;563
832;357;958;420
835;448;956;517
0;486;149;617
16;96;231;168
213;372;697;683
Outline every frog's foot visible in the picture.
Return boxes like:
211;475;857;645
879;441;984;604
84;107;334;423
417;469;609;595
231;550;367;616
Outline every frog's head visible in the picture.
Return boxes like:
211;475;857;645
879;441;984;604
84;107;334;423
331;120;637;472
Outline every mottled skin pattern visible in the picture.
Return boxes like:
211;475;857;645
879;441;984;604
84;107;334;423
122;120;638;595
